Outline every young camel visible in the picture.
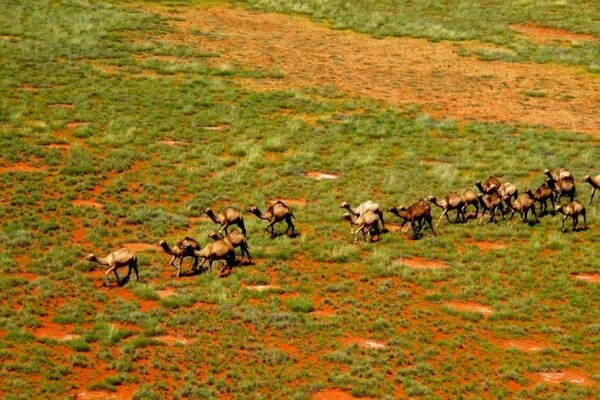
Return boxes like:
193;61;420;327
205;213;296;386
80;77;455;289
85;248;139;286
427;192;466;227
340;200;386;232
556;201;587;232
582;174;600;205
342;210;381;244
186;239;238;276
533;181;555;215
157;237;201;278
248;201;295;238
208;230;252;265
388;199;435;237
203;207;246;236
504;189;538;225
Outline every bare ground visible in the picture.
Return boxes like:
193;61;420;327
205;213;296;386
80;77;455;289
152;5;599;135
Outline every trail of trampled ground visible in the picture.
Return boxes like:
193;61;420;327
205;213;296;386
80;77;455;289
156;5;599;134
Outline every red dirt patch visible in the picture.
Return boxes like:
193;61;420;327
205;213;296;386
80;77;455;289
465;241;507;251
342;337;386;349
243;284;282;292
156;289;176;298
445;301;493;315
304;171;339;180
154;335;190;346
0;163;44;173
157;5;600;135
395;256;449;270
75;386;138;400
121;243;158;252
314;390;373;400
571;273;600;283
494;338;550;352
311;307;336;317
49;103;74;109
159;139;191;146
34;322;78;341
72;199;104;209
268;198;307;206
533;370;592;386
45;143;71;150
510;23;596;45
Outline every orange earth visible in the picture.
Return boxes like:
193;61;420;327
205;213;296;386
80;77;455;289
4;3;599;399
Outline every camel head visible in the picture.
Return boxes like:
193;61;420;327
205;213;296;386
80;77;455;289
247;206;260;215
398;206;408;211
555;205;564;213
339;201;350;209
341;213;352;222
388;206;398;213
202;208;213;215
427;196;436;203
84;253;97;262
156;240;168;247
582;175;591;183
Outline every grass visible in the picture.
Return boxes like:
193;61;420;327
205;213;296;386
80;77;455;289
0;0;598;399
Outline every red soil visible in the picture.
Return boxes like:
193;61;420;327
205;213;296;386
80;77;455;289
72;199;104;209
34;321;77;341
314;390;374;400
396;256;449;270
571;273;600;283
156;5;600;135
121;242;158;252
304;171;339;180
494;338;550;352
464;241;507;251
532;370;592;386
268;198;308;206
49;103;74;109
509;24;596;45
342;337;386;350
445;301;493;315
0;162;44;173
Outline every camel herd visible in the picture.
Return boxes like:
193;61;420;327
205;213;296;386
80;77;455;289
85;168;599;286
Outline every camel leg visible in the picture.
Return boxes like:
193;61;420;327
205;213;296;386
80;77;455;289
436;210;448;227
285;217;295;236
589;188;596;205
192;255;199;271
169;255;178;270
572;216;578;231
561;215;568;231
238;221;247;237
531;207;538;223
582;211;587;229
427;216;436;236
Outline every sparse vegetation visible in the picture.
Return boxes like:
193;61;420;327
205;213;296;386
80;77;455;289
0;0;598;399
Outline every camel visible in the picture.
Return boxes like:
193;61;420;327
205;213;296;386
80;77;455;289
427;192;466;227
203;207;246;236
342;210;381;244
187;239;238;275
460;190;480;218
208;230;252;265
504;189;538;224
475;179;517;201
477;190;505;223
556;201;587;232
85;248;139;286
157;237;201;278
544;167;574;183
582;174;600;205
248;201;295;238
388;199;435;237
474;177;501;194
545;176;576;203
340;200;386;232
533;181;555;215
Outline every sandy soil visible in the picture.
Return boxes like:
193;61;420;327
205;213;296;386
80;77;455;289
154;5;599;135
